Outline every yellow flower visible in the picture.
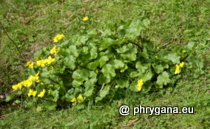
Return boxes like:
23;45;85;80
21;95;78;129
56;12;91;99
77;94;84;100
137;79;143;91
82;16;89;21
34;73;39;80
12;83;23;91
71;97;76;102
20;73;39;88
22;79;33;87
25;61;34;68
53;34;65;43
28;73;39;82
45;56;55;64
179;62;184;68
12;85;19;91
77;95;86;103
174;64;181;74
50;46;60;55
38;89;46;98
36;59;46;67
28;89;37;97
182;50;186;53
36;56;55;67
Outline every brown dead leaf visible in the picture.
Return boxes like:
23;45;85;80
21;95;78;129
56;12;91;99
66;11;73;16
117;101;122;107
82;120;89;124
18;17;25;24
128;118;139;125
0;95;5;100
93;8;99;12
206;89;210;94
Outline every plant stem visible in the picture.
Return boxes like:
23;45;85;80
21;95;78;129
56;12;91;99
0;22;25;60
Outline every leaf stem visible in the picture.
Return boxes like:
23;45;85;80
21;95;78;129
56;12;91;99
0;22;25;60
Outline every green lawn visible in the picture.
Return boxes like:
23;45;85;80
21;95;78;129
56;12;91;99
0;0;210;128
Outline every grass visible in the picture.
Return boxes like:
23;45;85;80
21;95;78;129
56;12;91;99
0;0;210;128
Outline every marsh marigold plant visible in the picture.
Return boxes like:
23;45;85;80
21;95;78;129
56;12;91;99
9;20;200;111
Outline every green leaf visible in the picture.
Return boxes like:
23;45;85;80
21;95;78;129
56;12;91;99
189;57;204;70
125;20;144;40
64;55;75;69
95;85;110;102
72;80;83;87
116;78;129;88
54;66;66;74
81;46;89;55
139;71;153;82
98;74;111;84
61;45;78;57
89;71;98;78
130;71;140;78
42;101;57;111
141;81;153;93
143;40;153;51
156;71;170;88
152;64;164;74
118;29;126;36
33;48;44;60
84;79;95;97
101;29;114;37
99;56;109;68
120;44;137;61
41;67;51;77
139;47;149;59
27;68;36;76
186;42;196;50
116;44;130;53
51;90;59;102
64;122;75;127
58;79;66;93
120;64;128;72
5;91;16;102
109;59;124;69
87;29;97;37
87;61;99;70
121;51;137;61
77;36;88;45
164;53;180;64
59;40;71;48
101;64;116;78
72;69;89;82
136;62;150;73
99;38;114;51
68;45;79;57
90;45;98;60
129;83;139;92
142;19;150;27
64;92;75;102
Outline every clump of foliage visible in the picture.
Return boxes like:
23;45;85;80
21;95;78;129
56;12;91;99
9;19;199;110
